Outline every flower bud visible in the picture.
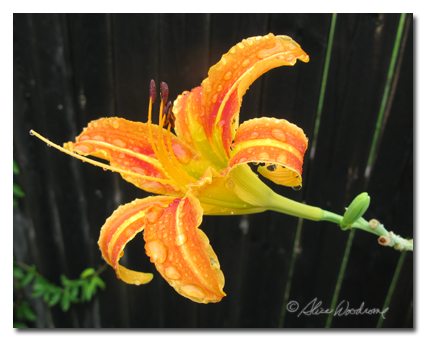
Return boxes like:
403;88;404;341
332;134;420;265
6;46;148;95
340;192;370;230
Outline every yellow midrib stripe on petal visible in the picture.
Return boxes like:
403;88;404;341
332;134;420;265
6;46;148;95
77;139;164;169
107;211;147;259
231;138;303;162
211;42;307;161
175;198;216;292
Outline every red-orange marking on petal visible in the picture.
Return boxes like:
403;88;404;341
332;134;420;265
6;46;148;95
64;117;200;195
98;196;174;285
144;195;225;303
229;117;308;187
199;34;309;161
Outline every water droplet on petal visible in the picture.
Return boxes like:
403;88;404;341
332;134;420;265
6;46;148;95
175;234;187;246
267;164;277;171
224;71;232;80
180;284;205;299
145;241;167;264
292;185;302;191
250;131;259;139
93;135;105;142
146;208;163;224
29;130;34;136
271;129;287;142
164;266;181;280
259;152;269;161
277;154;287;164
242;59;250;67
113;139;127;148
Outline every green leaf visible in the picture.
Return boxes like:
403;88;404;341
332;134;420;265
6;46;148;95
81;280;90;302
18;266;36;287
48;291;62;307
13;266;25;279
13;160;20;174
93;276;106;290
69;284;80;303
13;322;28;328
60;274;70;286
16;301;36;322
80;268;95;279
22;302;37;321
61;291;70;312
13;183;25;198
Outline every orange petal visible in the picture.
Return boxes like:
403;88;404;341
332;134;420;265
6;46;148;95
173;34;309;165
203;33;309;162
229;117;308;187
98;196;175;285
64;117;197;195
173;88;228;170
144;195;226;303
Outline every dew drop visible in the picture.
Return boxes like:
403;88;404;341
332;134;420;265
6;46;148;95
93;135;105;142
175;234;187;246
277;154;287;164
271;129;287;142
259;152;269;160
250;131;259;139
29;130;34;136
242;59;250;67
292;185;302;191
164;266;181;280
113;139;127;148
46;143;51;147
145;241;167;264
134;280;141;285
224;71;232;80
267;164;277;171
146;208;163;224
180;285;205;299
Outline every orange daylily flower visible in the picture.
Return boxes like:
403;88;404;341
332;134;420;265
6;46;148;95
35;34;313;303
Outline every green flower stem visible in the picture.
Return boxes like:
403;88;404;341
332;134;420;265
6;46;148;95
269;193;413;252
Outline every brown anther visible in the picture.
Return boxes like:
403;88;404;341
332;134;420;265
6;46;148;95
164;101;175;128
160;82;169;104
150;80;157;103
378;236;391;246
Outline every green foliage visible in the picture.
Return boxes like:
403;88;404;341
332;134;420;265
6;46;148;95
13;159;25;207
13;261;106;327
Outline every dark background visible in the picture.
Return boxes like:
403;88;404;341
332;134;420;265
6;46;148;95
13;13;413;328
